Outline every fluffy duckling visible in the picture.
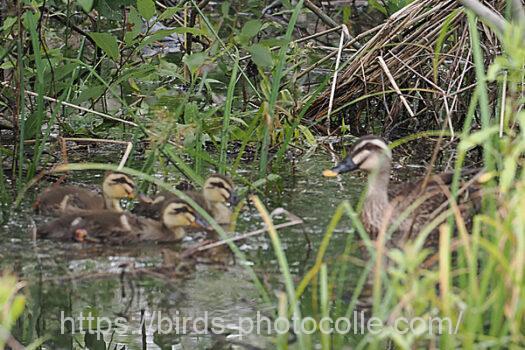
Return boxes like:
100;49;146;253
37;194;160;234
201;174;238;225
36;198;209;244
34;172;135;215
324;135;482;244
133;174;238;225
133;191;208;220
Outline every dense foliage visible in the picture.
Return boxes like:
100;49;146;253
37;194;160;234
0;0;524;349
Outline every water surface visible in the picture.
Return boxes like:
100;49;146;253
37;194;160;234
1;151;364;349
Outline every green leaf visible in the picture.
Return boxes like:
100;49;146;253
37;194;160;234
221;2;230;19
248;44;273;68
240;19;262;40
183;52;208;74
298;125;317;147
487;56;505;81
94;0;131;20
8;296;26;325
124;6;142;45
0;61;15;69
81;307;100;330
433;9;460;82
1;16;17;32
88;32;120;61
73;85;106;104
342;5;351;23
259;38;287;47
137;0;156;20
368;0;388;15
84;333;106;350
77;0;95;12
157;60;185;80
500;154;516;193
139;29;179;48
459;126;498;151
158;5;183;21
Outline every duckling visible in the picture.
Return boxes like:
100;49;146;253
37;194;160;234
133;190;208;220
324;135;482;244
133;174;238;225
34;172;135;215
201;174;238;225
36;198;209;244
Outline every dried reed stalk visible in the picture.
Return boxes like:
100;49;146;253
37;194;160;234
305;0;506;136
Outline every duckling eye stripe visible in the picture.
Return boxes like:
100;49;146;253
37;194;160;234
353;144;382;154
171;207;190;214
209;181;231;192
111;177;135;189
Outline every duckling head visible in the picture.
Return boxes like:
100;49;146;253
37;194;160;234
162;200;210;231
102;172;136;200
202;174;238;206
323;136;392;176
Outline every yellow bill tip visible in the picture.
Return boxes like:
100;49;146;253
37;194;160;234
323;169;339;177
477;171;495;184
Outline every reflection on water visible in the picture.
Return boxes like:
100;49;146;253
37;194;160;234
1;152;363;349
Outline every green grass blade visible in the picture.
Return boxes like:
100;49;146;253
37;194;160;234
320;263;330;350
259;0;304;177
220;52;239;174
252;195;308;348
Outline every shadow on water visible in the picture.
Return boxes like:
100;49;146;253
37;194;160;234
0;150;364;349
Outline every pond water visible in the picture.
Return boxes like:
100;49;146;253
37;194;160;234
0;150;366;349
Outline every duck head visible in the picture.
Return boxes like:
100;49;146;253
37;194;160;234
202;174;238;206
102;172;136;211
324;136;392;176
162;199;211;231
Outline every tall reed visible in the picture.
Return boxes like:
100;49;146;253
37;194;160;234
259;7;525;349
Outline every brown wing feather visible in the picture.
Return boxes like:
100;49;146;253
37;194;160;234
132;191;177;219
132;190;211;219
35;186;104;215
37;211;129;241
37;211;179;243
387;169;483;243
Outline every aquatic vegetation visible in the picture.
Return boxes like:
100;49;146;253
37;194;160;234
0;0;524;349
265;4;525;349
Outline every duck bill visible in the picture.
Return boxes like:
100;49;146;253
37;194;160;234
194;216;213;230
331;157;358;175
229;192;240;207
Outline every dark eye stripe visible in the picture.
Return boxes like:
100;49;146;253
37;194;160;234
351;144;384;158
171;207;191;214
210;181;231;192
111;177;135;189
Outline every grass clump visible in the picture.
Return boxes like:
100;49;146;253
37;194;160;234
259;6;525;349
